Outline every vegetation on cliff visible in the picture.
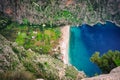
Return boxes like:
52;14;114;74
90;50;120;73
0;10;86;79
0;33;86;80
0;0;120;79
0;0;120;26
0;14;61;55
0;71;36;80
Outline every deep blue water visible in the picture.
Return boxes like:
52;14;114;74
69;21;120;76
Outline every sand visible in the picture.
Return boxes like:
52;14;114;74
59;25;70;64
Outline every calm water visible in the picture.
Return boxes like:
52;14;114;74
69;21;120;76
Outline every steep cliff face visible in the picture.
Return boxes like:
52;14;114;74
0;34;86;79
0;34;24;72
0;0;120;25
88;0;120;25
82;66;120;80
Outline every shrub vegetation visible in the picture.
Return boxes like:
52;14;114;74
90;50;120;73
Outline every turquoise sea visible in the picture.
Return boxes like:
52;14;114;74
69;21;120;76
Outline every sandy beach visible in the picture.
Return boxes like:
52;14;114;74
59;25;70;64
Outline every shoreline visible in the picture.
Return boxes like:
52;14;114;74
78;20;120;27
59;25;70;64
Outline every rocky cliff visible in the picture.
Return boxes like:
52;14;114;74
82;66;120;80
0;34;25;72
0;0;120;25
0;34;86;79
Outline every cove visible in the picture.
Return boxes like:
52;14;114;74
69;21;120;76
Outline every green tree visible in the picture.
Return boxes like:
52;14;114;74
90;50;120;73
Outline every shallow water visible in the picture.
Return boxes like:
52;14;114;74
69;21;120;76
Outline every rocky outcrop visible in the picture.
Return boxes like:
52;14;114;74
0;0;120;25
82;66;120;80
0;34;25;72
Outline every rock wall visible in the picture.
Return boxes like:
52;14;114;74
0;34;24;72
0;0;120;25
82;66;120;80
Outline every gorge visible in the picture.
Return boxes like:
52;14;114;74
0;0;120;79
